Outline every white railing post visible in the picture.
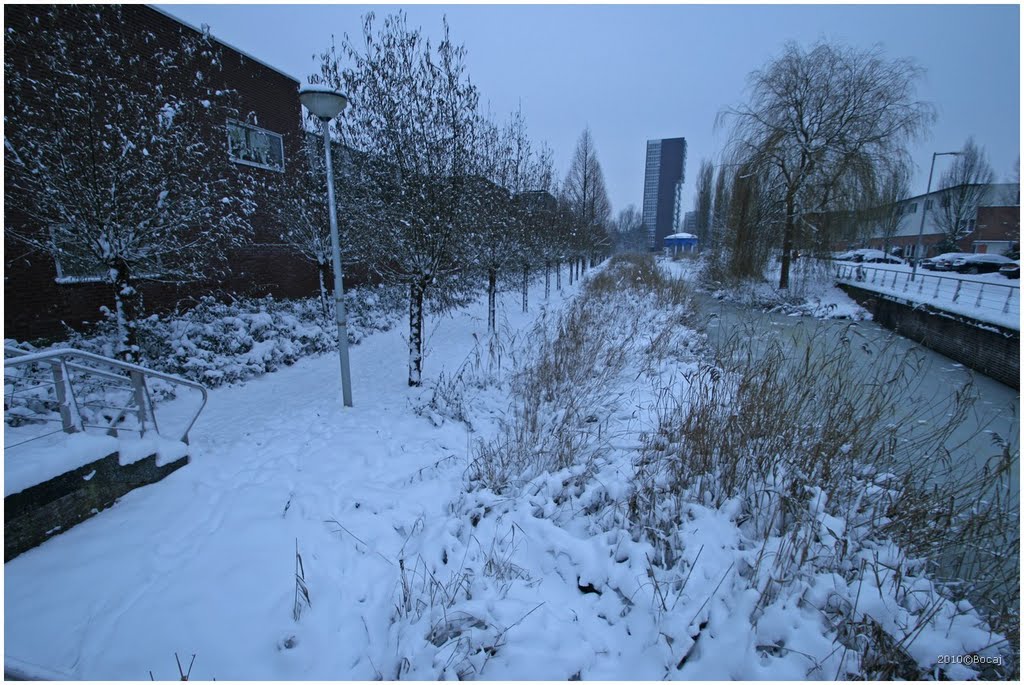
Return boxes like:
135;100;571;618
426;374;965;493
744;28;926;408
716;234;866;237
129;369;150;436
1003;286;1014;315
49;359;82;433
974;283;985;308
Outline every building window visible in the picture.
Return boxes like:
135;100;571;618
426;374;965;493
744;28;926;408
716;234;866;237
50;225;106;284
226;120;285;172
50;225;163;285
908;202;917;214
924;199;933;210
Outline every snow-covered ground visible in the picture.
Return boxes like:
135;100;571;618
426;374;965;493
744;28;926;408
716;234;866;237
4;260;1009;680
3;276;586;679
834;262;1020;330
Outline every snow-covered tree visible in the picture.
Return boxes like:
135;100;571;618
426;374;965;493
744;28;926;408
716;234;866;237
269;135;334;320
318;12;481;386
721;41;934;288
5;5;255;359
934;137;995;252
562;128;612;269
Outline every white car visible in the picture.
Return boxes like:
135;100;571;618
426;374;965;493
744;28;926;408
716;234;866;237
920;252;973;271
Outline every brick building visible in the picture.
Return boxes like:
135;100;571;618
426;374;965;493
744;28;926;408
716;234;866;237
4;5;323;341
861;183;1019;258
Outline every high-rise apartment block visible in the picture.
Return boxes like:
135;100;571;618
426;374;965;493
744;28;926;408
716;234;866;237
642;137;687;249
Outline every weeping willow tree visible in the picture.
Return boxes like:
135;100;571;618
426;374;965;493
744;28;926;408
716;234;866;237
720;41;934;288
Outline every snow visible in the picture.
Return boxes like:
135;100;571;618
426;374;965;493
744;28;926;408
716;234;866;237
835;262;1020;330
4;432;192;497
3;265;1007;680
680;258;872;321
4;432;118;496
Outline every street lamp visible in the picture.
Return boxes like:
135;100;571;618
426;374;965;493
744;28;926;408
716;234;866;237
910;150;962;281
299;83;353;407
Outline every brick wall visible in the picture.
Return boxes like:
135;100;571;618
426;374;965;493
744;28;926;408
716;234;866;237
4;5;331;342
838;284;1019;389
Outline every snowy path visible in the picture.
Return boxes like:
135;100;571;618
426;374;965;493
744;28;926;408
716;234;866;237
4;280;580;680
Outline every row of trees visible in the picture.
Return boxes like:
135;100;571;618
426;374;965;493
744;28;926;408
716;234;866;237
292;12;613;384
693;40;1009;289
5;7;615;386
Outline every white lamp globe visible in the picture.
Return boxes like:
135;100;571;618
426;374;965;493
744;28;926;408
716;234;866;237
299;83;349;120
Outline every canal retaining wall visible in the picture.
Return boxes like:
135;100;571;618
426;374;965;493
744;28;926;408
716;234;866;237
838;284;1019;389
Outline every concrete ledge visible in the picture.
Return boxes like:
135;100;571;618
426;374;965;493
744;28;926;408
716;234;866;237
5;450;188;562
838;284;1019;389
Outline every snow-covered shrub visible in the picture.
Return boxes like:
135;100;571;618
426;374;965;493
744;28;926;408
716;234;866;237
9;285;404;391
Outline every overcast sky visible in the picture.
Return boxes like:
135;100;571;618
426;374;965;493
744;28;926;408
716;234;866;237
162;3;1020;218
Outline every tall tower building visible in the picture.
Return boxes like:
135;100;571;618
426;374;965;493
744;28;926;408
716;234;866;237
642;137;687;249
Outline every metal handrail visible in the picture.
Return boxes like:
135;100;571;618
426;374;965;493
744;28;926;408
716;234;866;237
4;347;208;444
834;262;1020;326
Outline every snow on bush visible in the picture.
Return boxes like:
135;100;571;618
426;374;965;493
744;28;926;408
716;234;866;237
6;285;404;391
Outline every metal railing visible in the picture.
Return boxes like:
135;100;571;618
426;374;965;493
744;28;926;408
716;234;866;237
4;347;208;451
834;263;1020;328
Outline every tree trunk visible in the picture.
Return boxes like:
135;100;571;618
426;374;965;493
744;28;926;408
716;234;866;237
110;259;139;362
487;266;497;333
521;264;529;313
568;258;574;286
317;260;332;323
556;260;562;291
408;280;426;387
545;261;551;300
779;192;796;290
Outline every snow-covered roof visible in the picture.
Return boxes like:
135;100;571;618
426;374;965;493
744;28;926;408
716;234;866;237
665;232;697;240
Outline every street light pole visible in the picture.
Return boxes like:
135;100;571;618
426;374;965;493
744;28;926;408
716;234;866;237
911;150;962;282
299;84;353;407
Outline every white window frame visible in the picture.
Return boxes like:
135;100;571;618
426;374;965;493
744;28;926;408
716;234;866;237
226;119;285;172
50;225;106;284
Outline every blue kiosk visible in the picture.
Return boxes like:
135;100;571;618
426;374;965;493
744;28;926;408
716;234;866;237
664;232;698;256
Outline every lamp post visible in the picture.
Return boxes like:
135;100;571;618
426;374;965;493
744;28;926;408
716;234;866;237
299;84;353;407
911;150;962;281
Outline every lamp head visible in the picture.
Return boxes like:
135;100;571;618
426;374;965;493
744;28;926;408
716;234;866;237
299;84;349;121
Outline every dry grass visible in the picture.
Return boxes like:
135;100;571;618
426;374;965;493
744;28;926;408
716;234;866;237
630;315;1019;678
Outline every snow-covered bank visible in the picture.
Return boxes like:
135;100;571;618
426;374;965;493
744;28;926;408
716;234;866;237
689;257;872;321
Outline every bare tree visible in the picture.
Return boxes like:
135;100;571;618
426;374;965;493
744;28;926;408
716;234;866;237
934;137;995;252
612;205;645;252
867;162;911;256
711;164;731;253
320;12;480;386
693;160;714;245
4;5;255;360
563;127;612;271
721;41;934;288
269;135;335;320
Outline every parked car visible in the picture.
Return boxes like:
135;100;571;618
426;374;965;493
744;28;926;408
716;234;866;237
835;248;899;263
999;260;1020;279
920;252;973;271
950;253;1016;274
861;253;906;265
